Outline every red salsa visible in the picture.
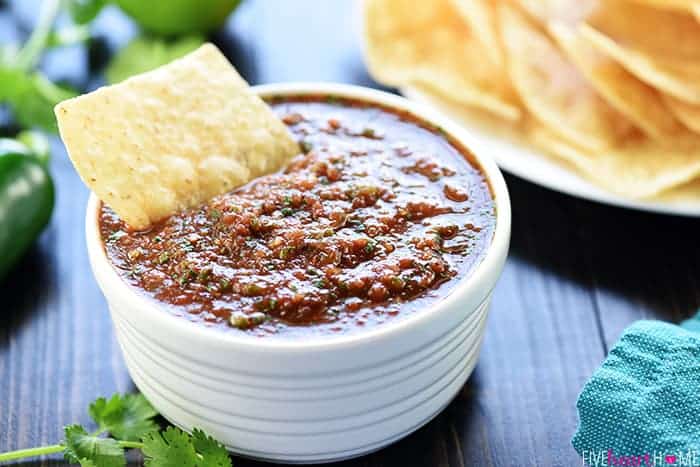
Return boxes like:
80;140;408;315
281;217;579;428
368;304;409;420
100;95;496;337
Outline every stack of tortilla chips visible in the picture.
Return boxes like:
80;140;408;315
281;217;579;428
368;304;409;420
363;0;700;200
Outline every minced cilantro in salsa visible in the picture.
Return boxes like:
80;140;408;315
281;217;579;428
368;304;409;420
99;95;496;337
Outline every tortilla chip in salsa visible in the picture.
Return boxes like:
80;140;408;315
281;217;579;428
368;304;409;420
56;43;298;230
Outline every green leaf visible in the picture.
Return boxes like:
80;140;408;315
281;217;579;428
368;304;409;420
142;426;232;467
0;66;76;133
11;74;76;133
142;426;198;467
63;425;126;467
89;393;159;442
66;0;107;24
105;35;205;84
0;66;28;101
191;429;232;467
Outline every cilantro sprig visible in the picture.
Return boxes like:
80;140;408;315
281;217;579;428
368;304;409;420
89;393;159;441
0;393;232;467
142;427;233;467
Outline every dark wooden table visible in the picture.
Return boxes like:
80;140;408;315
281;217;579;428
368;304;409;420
1;1;699;466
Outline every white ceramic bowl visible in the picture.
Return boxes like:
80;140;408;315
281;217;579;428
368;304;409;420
85;83;511;464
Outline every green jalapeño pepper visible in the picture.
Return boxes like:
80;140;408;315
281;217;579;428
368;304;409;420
0;134;54;280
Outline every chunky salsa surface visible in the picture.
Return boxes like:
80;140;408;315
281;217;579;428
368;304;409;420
100;96;496;337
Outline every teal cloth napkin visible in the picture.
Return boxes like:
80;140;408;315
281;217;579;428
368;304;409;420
572;312;700;466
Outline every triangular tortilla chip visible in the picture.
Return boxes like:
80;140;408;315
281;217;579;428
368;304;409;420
498;3;636;153
56;44;298;229
449;0;503;66
530;127;700;199
587;0;700;62
363;0;520;121
580;23;700;104
550;22;687;141
655;177;700;204
664;95;700;134
513;0;596;24
581;0;700;104
624;0;695;11
604;0;700;27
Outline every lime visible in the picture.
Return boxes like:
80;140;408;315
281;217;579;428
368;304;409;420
115;0;241;36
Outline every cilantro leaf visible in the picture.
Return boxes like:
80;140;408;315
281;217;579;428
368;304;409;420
63;424;125;467
142;426;198;467
89;393;159;441
142;426;232;467
191;429;232;467
0;392;233;466
105;35;205;84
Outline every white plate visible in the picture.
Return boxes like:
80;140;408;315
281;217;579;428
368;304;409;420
402;86;700;217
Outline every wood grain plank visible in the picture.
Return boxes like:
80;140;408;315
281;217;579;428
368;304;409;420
580;205;700;348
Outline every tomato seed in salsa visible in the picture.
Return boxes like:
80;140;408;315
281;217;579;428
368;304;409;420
99;95;496;338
